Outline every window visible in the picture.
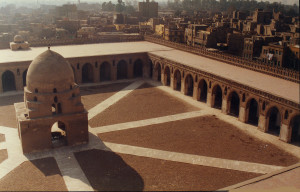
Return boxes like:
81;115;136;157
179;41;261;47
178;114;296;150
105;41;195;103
279;51;281;55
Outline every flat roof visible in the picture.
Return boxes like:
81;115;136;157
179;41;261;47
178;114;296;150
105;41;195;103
0;41;298;103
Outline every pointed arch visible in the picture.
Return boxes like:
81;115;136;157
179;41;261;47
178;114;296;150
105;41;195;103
164;66;171;86
82;63;94;83
227;91;240;117
2;70;16;92
117;60;128;80
184;74;194;97
212;84;222;109
198;79;208;102
246;98;259;126
173;69;181;91
100;62;111;81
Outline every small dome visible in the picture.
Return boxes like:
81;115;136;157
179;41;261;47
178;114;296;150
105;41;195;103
26;50;75;93
14;35;24;43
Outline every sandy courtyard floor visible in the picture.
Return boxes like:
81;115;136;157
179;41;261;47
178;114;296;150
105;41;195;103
0;80;299;191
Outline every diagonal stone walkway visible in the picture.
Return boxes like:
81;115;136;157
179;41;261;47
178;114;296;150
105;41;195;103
88;80;144;120
90;110;211;134
54;153;93;191
102;142;284;174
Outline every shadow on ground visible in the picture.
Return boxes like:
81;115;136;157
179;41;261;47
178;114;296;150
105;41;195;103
80;82;132;96
0;94;23;106
75;149;144;191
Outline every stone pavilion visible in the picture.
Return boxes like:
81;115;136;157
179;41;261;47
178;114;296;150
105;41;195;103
14;49;88;153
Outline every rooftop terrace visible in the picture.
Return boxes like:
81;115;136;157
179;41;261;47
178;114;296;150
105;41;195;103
0;41;298;103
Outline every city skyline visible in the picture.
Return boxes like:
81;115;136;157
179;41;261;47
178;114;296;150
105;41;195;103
0;0;299;7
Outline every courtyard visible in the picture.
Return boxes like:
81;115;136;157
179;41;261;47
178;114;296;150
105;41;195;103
0;79;299;191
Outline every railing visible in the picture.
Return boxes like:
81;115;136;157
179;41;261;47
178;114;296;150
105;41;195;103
144;36;300;83
28;35;144;47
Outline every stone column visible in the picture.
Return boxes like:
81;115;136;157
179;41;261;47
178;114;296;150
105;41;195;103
258;114;267;132
239;106;246;122
128;63;133;79
93;67;99;83
15;73;23;91
193;85;198;100
221;98;227;114
279;123;289;142
170;76;174;89
161;72;165;85
111;65;117;81
181;78;185;94
207;92;212;107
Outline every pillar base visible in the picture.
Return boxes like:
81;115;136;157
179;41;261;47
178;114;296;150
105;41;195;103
239;107;246;122
258;114;266;132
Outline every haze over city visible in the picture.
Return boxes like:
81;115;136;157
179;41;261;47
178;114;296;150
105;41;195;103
0;0;299;7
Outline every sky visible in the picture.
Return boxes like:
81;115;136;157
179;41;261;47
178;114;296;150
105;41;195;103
0;0;299;7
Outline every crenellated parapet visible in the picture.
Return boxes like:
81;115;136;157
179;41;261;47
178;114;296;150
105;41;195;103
145;36;300;83
28;35;144;47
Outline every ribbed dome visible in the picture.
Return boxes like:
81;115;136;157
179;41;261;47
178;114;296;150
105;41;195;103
26;50;74;93
14;35;24;43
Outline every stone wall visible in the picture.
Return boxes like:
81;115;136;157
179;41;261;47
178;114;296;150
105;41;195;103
27;35;144;47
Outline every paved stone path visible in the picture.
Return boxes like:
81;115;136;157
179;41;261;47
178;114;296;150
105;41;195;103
0;79;299;191
103;142;283;174
88;80;144;120
90;110;211;134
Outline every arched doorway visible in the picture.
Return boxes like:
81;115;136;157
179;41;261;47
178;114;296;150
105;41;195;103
51;121;67;148
185;74;194;97
23;69;28;87
100;62;111;81
246;98;259;126
133;59;143;78
82;63;94;83
198;79;207;102
155;63;161;81
2;70;16;92
267;107;281;136
228;91;240;117
174;70;181;91
290;115;300;144
212;84;222;109
117;60;128;80
164;66;170;86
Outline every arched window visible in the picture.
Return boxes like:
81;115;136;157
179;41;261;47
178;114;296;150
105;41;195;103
35;88;38;93
34;97;37;102
53;88;57;93
2;70;16;92
54;96;58;103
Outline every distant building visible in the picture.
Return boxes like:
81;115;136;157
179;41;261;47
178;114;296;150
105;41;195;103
138;0;158;19
10;35;29;50
260;42;286;67
253;9;272;25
